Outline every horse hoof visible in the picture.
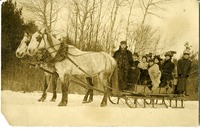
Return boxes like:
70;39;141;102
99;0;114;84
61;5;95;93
38;98;45;102
50;98;56;102
88;100;93;103
82;100;88;104
100;103;107;107
58;102;67;106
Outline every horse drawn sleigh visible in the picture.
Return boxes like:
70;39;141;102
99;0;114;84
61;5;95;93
16;28;185;108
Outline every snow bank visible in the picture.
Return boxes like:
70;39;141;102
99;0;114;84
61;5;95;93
1;90;198;126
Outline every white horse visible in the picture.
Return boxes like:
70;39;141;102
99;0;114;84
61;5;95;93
16;32;58;102
27;28;118;107
16;32;31;58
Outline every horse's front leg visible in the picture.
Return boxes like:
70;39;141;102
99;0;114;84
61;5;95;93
38;75;51;102
50;74;58;102
58;75;69;106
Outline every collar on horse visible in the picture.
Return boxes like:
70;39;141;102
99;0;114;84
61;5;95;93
36;30;68;63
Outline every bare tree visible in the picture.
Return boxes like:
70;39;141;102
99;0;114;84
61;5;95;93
132;0;171;54
68;0;98;50
94;0;103;51
125;0;135;40
139;0;167;25
69;0;80;46
22;0;65;32
106;0;126;54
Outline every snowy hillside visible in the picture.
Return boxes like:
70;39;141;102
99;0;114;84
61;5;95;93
1;90;198;126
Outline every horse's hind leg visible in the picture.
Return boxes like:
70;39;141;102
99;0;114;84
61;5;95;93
38;75;51;102
50;74;57;102
99;73;110;107
82;90;90;103
82;77;94;103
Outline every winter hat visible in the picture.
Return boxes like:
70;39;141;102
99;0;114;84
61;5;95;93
120;41;127;45
165;51;176;57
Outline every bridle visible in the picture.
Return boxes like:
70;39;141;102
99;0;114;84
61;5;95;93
31;30;70;64
35;30;63;55
27;30;93;77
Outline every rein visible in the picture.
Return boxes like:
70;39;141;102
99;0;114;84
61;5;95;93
28;31;119;93
35;31;93;77
28;63;58;77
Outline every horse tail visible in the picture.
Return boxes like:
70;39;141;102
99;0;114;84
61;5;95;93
110;65;119;96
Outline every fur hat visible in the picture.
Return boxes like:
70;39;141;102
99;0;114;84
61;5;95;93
165;51;176;57
120;41;127;45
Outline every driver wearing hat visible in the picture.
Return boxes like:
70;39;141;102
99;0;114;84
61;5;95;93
113;41;133;90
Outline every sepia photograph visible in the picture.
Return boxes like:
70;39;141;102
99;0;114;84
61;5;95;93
1;0;199;127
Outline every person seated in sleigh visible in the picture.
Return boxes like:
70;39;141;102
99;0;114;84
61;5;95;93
127;52;140;91
138;56;150;85
148;59;161;92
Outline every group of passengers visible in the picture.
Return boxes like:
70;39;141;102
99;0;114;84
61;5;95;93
113;41;191;96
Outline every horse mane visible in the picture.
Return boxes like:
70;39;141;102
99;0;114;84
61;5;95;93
44;32;90;56
24;25;37;36
46;32;55;47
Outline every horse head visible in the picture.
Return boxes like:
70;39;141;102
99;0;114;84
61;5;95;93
27;28;62;58
27;28;47;56
16;32;31;58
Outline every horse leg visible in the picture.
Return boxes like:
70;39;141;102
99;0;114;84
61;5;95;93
38;75;50;102
82;90;90;103
101;87;108;107
99;73;110;107
82;77;94;103
88;77;94;102
58;75;69;106
50;74;57;102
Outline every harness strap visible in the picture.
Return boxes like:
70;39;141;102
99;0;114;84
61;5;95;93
28;63;58;77
71;76;104;93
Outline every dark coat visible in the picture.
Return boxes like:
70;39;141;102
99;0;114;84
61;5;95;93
113;47;133;69
113;47;133;90
161;59;175;80
177;58;191;78
160;59;175;87
177;58;192;93
128;60;140;86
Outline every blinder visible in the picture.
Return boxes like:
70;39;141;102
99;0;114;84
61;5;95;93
35;29;47;50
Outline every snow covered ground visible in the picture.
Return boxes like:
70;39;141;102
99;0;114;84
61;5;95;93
1;90;199;126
